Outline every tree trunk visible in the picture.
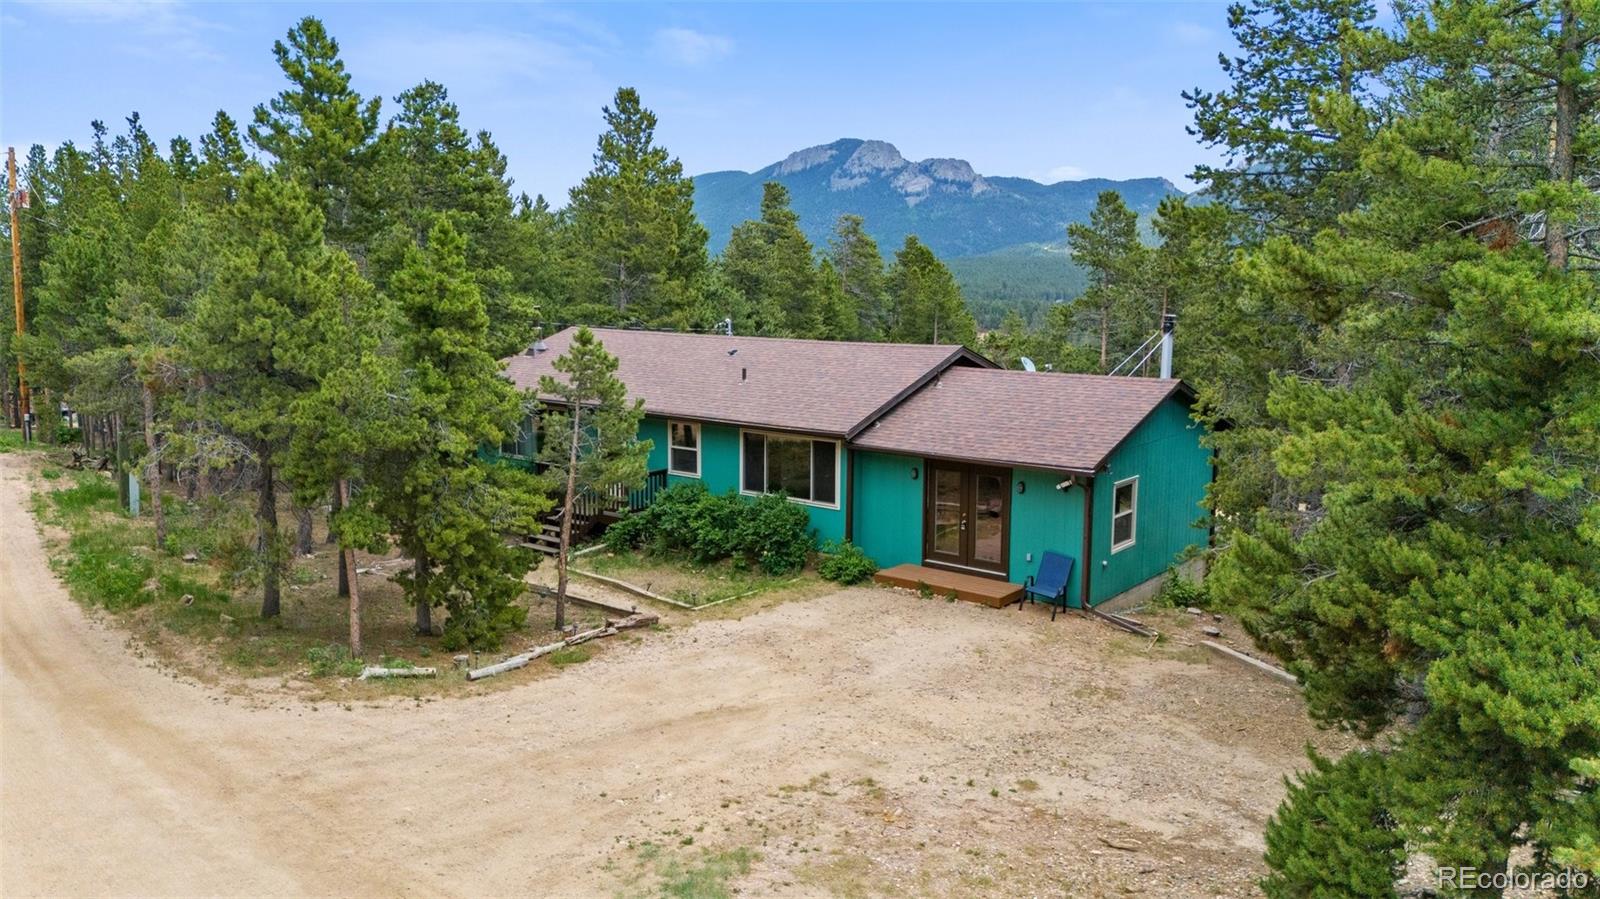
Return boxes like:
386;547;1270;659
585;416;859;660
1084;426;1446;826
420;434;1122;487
294;505;314;556
140;383;166;551
339;479;362;657
413;552;432;635
257;455;281;619
1099;309;1110;371
554;408;582;631
331;487;349;597
1547;0;1578;270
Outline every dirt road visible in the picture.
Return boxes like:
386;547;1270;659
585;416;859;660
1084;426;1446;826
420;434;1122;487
0;452;1347;897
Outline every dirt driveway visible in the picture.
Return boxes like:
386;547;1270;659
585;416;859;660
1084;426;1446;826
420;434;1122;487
0;453;1347;897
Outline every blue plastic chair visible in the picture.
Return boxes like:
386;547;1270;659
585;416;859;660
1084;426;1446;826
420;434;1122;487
1021;551;1076;620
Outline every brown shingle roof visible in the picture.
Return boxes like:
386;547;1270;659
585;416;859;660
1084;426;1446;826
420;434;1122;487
503;327;989;436
851;368;1188;473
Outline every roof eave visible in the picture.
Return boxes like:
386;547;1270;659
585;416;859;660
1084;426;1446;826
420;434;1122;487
843;345;998;441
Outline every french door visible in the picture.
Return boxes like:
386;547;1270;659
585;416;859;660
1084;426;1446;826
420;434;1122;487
923;462;1010;576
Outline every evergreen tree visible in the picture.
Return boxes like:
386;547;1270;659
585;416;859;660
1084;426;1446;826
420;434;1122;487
884;236;976;346
374;218;548;646
364;81;539;356
1184;0;1385;235
1196;0;1600;883
248;16;381;250
562;88;708;327
720;182;824;337
827;214;887;339
186;169;358;618
1066;190;1149;370
536;327;649;630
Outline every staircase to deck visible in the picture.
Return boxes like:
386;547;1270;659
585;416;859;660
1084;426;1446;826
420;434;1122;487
522;469;669;556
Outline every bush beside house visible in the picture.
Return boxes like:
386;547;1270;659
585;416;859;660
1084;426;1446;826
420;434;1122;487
604;482;814;575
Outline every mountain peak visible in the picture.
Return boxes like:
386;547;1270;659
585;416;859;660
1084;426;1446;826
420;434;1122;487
692;139;1184;257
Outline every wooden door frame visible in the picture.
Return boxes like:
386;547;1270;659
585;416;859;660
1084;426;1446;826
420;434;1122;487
921;460;1011;580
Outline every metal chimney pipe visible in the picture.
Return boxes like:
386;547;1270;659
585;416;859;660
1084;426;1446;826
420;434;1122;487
1159;313;1176;379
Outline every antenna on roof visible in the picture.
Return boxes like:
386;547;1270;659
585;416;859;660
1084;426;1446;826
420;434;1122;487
1019;356;1036;372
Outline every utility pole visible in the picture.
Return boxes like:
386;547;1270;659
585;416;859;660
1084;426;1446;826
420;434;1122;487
8;147;29;440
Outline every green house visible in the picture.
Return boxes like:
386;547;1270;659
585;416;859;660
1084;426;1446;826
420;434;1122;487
504;327;1213;609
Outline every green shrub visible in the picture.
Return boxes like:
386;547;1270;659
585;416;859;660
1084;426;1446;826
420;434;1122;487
305;644;365;678
55;425;83;446
1155;566;1206;608
607;482;814;574
818;541;878;585
1262;749;1403;898
734;493;813;574
440;599;527;652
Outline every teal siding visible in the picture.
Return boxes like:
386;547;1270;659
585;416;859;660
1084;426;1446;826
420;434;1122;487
851;451;925;566
648;417;846;545
1088;397;1212;605
640;417;668;473
1008;467;1088;605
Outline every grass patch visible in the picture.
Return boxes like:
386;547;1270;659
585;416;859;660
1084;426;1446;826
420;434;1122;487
0;428;24;453
549;646;592;667
581;548;815;609
40;466;62;480
646;845;758;899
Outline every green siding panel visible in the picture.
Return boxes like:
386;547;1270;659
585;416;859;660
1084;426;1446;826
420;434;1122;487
1087;398;1212;605
851;451;925;567
640;417;668;473
1008;467;1087;605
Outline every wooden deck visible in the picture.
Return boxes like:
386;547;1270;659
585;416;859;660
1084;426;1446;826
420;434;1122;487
874;563;1024;609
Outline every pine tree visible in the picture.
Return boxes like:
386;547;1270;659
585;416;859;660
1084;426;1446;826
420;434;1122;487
186;169;353;618
1066;190;1150;370
827;214;887;339
248;16;380;250
885;236;976;345
364;81;538;357
536;327;649;630
720;182;824;337
375;218;548;645
562;88;708;327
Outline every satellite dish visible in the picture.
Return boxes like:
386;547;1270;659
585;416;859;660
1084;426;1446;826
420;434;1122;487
1019;357;1037;372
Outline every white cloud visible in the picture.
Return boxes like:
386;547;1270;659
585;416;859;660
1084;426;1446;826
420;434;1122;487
1042;164;1090;183
18;0;222;60
652;27;733;67
1168;21;1216;46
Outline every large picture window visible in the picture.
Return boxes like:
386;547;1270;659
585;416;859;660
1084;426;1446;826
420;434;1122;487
1111;476;1138;552
740;431;838;507
668;421;700;477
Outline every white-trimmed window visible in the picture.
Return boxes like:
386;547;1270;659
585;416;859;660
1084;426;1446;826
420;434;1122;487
668;421;701;477
740;430;838;508
1111;476;1138;552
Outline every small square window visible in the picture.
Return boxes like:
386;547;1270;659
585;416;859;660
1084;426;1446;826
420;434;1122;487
668;421;700;477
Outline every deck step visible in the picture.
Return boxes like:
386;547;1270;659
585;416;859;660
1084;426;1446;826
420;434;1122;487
873;563;1023;609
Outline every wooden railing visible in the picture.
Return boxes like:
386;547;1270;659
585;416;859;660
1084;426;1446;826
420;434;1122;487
561;469;669;538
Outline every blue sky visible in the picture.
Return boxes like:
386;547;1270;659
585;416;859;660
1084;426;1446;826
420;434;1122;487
0;1;1236;202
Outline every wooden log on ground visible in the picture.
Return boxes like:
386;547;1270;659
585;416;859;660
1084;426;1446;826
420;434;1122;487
568;568;688;608
525;582;638;618
607;611;659;630
1200;640;1299;686
358;666;437;680
565;625;617;646
467;640;566;681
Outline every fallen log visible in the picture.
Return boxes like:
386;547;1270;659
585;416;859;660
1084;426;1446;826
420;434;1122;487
358;666;437;680
1200;640;1299;686
568;568;688;608
525;582;638;618
565;625;617;646
607;611;659;630
467;639;566;681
